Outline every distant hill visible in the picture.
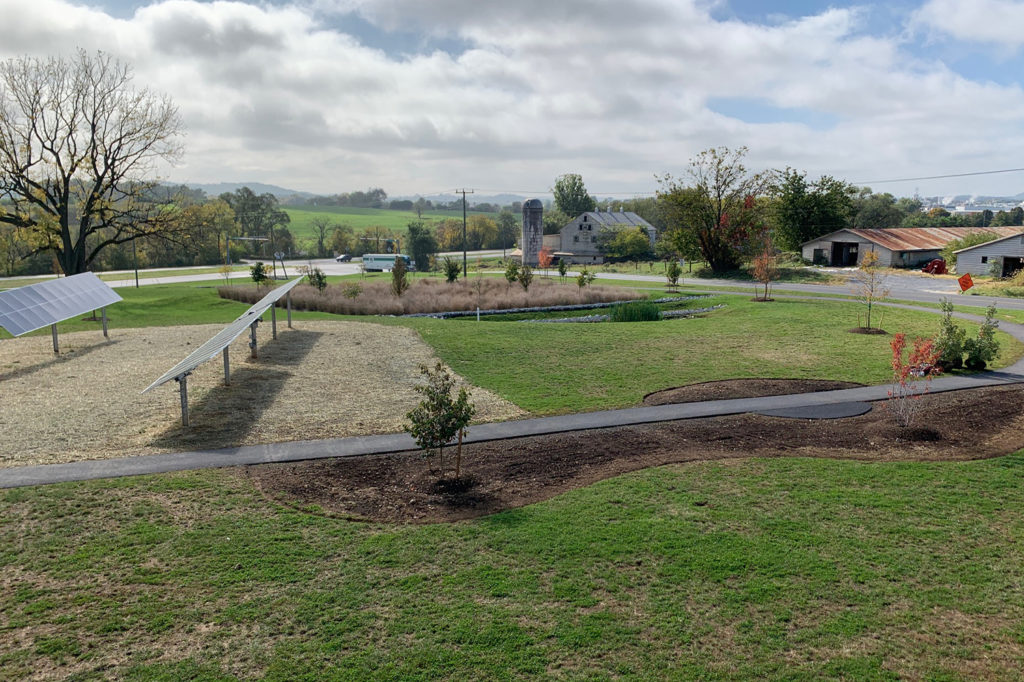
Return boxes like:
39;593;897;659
181;182;314;199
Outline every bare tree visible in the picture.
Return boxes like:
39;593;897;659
0;50;184;275
852;250;890;330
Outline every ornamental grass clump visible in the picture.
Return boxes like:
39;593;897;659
610;300;662;322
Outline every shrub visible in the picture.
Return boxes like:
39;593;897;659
557;259;569;283
887;333;941;428
576;266;596;290
518;264;533;291
341;282;362;299
406;362;475;478
963;303;1000;369
250;262;269;287
610;300;662;322
665;260;681;290
443;256;461;283
391;256;410;297
305;266;327;294
934;298;966;370
504;259;520;288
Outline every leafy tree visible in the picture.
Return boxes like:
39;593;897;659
517;264;533;291
305;266;327;294
599;226;652;261
330;224;355;255
537;246;554;274
406;221;438;271
552;173;596;216
658;147;770;273
466;214;497;250
851;189;904;229
413;197;431;218
576;266;596;290
391;255;410;296
665;260;681;290
557;258;569;283
496;209;518;253
772;169;855;249
963;303;1000;370
443;256;461;283
435;218;464;251
542;207;571;235
250;261;269;288
934;298;966;369
940;231;1000;269
852;250;890;330
220;188;290;246
503;259;519;289
0;50;184;275
406;362;476;478
359;224;395;253
751;239;778;302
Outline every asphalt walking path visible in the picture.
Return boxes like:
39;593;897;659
3;296;1024;489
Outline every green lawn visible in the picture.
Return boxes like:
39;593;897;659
284;206;490;240
4;454;1024;680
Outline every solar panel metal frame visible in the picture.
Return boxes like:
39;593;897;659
0;272;123;337
142;276;304;394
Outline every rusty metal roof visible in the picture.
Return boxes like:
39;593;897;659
845;227;1023;252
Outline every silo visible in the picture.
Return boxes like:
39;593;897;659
521;198;543;266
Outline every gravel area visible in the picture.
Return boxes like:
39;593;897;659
0;321;524;468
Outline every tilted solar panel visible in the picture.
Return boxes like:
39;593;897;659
0;272;123;337
142;276;304;394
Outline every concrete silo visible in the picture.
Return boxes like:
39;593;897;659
521;198;543;266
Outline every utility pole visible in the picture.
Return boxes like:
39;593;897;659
455;188;474;278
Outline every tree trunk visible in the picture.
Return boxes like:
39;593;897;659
456;429;463;478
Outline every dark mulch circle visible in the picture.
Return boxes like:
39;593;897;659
244;381;1024;525
848;327;889;335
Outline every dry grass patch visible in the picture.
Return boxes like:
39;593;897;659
219;278;641;316
0;320;523;468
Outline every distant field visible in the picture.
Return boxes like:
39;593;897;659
284;206;491;240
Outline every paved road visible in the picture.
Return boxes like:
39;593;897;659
2;302;1021;489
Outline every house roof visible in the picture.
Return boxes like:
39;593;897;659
804;227;1023;252
953;230;1024;254
569;210;655;230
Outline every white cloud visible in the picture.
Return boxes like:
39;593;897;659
0;0;1022;196
913;0;1024;48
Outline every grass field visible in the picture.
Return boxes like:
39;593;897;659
4;281;1018;415
4;454;1024;679
284;206;489;240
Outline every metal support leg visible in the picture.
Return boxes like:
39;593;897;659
51;324;59;354
177;375;190;427
287;293;292;329
223;347;230;385
271;305;277;340
249;321;258;359
101;307;108;339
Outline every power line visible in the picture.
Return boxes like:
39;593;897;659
851;167;1024;185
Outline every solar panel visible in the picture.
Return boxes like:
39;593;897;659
0;272;122;337
142;276;304;394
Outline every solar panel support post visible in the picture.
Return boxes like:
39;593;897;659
271;304;277;340
287;293;292;329
249;320;259;359
176;374;190;427
51;324;59;354
222;347;230;385
101;308;108;339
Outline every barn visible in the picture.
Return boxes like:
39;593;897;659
556;210;656;265
801;227;1022;268
953;231;1024;278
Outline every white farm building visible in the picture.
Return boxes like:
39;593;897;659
801;227;1023;268
954;231;1024;278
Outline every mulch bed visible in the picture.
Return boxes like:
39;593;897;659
245;381;1024;525
643;378;863;405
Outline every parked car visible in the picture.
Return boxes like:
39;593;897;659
335;254;352;262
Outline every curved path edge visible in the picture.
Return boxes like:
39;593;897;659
3;298;1024;489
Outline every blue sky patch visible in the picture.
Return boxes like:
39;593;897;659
708;97;840;130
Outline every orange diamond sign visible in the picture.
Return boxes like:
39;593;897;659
958;273;974;291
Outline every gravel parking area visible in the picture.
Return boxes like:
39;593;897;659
0;320;523;468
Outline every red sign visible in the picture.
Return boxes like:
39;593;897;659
958;273;974;291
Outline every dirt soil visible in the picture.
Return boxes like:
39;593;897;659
643;378;863;405
248;382;1024;524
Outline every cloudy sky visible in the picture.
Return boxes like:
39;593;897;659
4;0;1024;198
